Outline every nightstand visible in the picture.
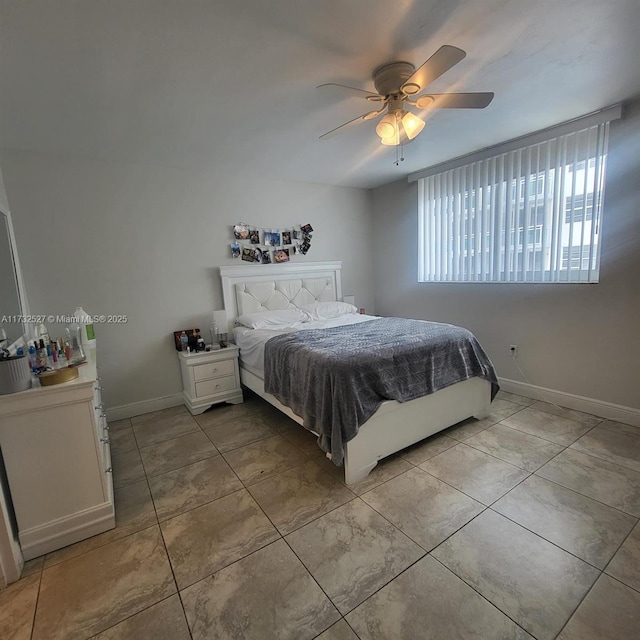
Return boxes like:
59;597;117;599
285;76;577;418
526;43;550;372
177;345;243;415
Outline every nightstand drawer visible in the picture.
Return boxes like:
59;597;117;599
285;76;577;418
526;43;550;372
195;374;238;398
193;359;235;381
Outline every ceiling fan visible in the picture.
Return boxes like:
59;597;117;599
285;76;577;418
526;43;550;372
318;45;494;146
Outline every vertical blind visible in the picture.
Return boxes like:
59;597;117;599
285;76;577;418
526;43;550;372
417;121;611;283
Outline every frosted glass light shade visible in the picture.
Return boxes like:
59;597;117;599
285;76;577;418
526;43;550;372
377;114;399;145
380;134;399;146
375;114;397;140
402;111;425;140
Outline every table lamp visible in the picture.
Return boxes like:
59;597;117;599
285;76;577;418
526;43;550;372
212;310;228;348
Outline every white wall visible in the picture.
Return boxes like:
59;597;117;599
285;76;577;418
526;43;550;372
0;151;374;412
372;99;640;411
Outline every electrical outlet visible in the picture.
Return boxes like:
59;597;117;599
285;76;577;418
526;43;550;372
509;344;518;358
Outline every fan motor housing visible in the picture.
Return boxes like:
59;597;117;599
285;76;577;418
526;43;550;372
372;61;416;97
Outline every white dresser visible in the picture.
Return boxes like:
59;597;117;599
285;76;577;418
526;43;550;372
0;358;114;560
178;346;243;415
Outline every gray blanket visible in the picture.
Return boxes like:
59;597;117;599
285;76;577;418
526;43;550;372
264;317;499;466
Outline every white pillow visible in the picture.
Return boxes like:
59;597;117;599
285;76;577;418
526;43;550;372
301;301;358;320
236;309;309;329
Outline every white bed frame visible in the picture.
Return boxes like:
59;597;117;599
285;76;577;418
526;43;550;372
220;261;491;485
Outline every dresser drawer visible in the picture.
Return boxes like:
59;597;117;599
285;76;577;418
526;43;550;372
195;374;238;398
193;358;235;381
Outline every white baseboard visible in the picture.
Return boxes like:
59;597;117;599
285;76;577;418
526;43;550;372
106;381;640;428
498;377;640;427
20;502;115;561
106;393;183;422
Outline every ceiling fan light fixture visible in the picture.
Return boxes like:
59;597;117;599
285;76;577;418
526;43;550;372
380;132;400;146
317;46;494;146
401;111;425;140
414;95;435;109
402;82;421;95
362;109;383;121
375;113;398;140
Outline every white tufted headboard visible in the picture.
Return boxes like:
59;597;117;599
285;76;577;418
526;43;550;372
219;262;343;336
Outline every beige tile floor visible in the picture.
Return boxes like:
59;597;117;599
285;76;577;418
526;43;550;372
2;390;640;639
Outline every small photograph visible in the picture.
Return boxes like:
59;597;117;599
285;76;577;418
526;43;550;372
230;242;241;259
282;230;292;245
249;229;260;244
253;247;263;263
273;248;290;263
301;223;314;234
242;247;256;262
264;231;281;247
292;243;299;254
299;241;311;255
261;250;272;264
292;229;301;240
233;224;249;240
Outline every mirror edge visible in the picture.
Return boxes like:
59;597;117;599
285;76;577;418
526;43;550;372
1;206;30;339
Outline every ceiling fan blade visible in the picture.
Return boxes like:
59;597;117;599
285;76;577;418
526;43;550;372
317;83;384;101
402;45;467;93
319;110;383;140
416;92;495;109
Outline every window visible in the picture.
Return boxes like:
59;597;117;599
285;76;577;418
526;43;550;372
414;109;618;283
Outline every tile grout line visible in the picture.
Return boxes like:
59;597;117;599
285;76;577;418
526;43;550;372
533;470;640;520
561;443;640;476
27;567;43;640
533;453;640;520
427;552;536;639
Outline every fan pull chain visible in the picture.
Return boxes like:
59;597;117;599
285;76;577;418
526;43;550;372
394;141;405;166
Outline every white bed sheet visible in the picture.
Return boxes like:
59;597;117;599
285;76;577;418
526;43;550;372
234;314;377;374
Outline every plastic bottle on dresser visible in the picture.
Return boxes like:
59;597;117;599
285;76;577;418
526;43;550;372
180;330;189;352
28;342;37;372
37;322;50;347
72;306;96;361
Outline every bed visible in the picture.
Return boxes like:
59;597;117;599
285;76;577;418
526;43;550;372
220;261;497;485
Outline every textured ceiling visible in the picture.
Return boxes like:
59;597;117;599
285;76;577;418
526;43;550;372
1;0;639;189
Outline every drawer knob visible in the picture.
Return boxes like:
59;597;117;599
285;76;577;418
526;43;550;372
95;404;104;410
100;437;110;444
105;467;113;473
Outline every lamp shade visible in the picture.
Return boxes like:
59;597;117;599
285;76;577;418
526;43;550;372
377;113;399;145
401;111;425;140
380;134;399;146
213;310;227;334
375;113;397;140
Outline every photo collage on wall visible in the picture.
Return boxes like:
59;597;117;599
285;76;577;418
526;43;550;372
230;223;313;264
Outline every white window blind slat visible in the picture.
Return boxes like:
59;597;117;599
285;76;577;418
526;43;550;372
590;123;608;281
